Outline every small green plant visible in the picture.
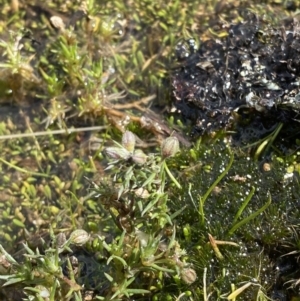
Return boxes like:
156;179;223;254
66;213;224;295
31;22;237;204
0;29;41;102
90;131;195;296
0;131;195;300
0;229;87;301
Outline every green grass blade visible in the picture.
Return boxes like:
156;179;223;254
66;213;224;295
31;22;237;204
232;186;256;225
199;148;234;224
228;193;272;236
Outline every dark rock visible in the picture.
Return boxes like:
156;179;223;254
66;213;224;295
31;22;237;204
172;13;300;145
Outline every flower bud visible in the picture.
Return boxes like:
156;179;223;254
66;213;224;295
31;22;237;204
104;146;131;160
70;229;90;246
161;136;179;158
122;131;136;152
180;267;197;284
132;149;147;165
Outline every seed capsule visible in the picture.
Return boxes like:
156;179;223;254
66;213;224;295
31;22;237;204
180;267;197;284
161;136;179;158
70;229;90;246
132;149;147;164
122;131;136;152
104;146;131;160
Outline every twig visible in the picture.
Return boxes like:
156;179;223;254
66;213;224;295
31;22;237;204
0;126;107;140
111;94;156;110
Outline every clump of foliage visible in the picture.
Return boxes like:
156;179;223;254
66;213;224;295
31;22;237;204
0;132;197;300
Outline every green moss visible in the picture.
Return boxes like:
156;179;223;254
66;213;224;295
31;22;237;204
168;137;300;299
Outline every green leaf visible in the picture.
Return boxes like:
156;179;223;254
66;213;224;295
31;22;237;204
107;255;128;269
232;186;256;224
126;288;150;295
228;193;272;236
104;272;113;282
141;194;161;216
2;276;24;286
12;218;25;228
0;245;18;264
